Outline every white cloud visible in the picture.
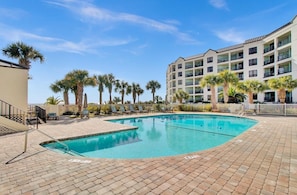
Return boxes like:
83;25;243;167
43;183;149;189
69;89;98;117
47;0;199;44
209;0;228;10
0;23;133;54
214;28;245;44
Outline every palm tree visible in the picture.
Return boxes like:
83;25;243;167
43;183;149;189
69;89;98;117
136;87;144;104
154;95;163;104
65;70;96;113
218;70;239;103
115;80;129;104
94;75;105;105
104;73;116;104
50;79;72;105
267;76;297;103
174;90;189;104
200;74;221;111
218;87;246;103
237;80;268;104
45;96;63;105
113;96;121;104
130;83;141;104
2;41;44;69
146;80;161;103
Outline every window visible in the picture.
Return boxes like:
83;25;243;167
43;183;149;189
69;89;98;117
249;47;257;54
207;57;213;63
207;86;211;91
178;72;182;77
207;66;213;72
178;80;182;85
264;92;275;102
253;94;258;100
178;64;182;69
249;70;257;77
249;58;257;66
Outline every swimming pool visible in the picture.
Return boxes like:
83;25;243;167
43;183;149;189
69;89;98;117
42;114;257;159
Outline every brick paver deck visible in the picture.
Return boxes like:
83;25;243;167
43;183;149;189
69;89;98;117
0;113;296;194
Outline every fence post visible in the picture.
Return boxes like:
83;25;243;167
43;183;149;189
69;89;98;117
284;103;287;116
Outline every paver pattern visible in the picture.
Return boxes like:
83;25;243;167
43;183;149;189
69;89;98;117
0;113;296;194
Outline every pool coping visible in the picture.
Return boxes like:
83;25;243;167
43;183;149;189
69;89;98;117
1;112;297;194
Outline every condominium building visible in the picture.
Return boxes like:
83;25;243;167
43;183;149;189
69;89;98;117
166;15;297;104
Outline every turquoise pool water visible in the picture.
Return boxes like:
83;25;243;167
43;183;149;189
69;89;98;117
43;114;257;159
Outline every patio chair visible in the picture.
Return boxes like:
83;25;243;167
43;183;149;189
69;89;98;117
138;105;148;113
81;109;89;119
120;105;131;114
129;104;139;114
47;112;59;120
111;105;122;115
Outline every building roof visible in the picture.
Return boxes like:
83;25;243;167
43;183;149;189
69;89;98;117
0;59;28;69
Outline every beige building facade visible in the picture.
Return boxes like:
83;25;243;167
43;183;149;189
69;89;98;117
0;59;29;130
166;15;297;104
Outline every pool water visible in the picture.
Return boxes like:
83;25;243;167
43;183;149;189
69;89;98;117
43;114;257;159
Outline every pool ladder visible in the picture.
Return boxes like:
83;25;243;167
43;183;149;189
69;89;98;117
26;126;83;156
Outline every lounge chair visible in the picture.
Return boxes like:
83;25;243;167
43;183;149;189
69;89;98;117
47;113;58;120
81;109;89;119
111;105;122;115
129;105;139;114
120;105;131;114
138;105;148;113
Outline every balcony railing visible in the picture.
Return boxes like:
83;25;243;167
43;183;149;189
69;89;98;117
264;45;274;53
264;59;274;65
195;72;203;76
278;37;291;47
217;58;228;63
264;72;274;78
278;54;291;61
231;64;243;71
185;73;193;77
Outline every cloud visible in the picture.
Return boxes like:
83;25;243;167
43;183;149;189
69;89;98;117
0;23;133;54
0;8;27;19
214;28;245;44
47;0;199;44
209;0;228;10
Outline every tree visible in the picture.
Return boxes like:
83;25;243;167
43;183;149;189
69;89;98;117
65;70;96;113
218;87;246;103
200;74;221;111
237;80;268;104
136;86;144;104
267;76;297;103
50;79;72;105
94;75;105;105
115;80;129;104
113;96;121;104
146;80;161;103
130;83;141;104
104;73;116;104
173;90;189;104
45;96;63;105
154;95;163;104
2;41;44;69
218;70;239;103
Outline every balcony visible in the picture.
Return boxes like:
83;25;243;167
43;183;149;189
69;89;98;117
217;58;228;63
231;63;243;71
195;89;203;94
195;60;203;67
278;36;291;47
231;52;243;60
185;63;193;69
195;71;203;76
264;45;274;53
264;59;274;66
278;64;291;75
278;54;291;61
185;73;193;78
264;71;274;78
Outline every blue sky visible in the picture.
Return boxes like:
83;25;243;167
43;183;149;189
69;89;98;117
0;0;296;104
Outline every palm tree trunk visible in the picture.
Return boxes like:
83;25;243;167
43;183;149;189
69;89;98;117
77;84;83;113
248;92;253;104
223;84;229;103
211;86;217;110
121;92;124;104
109;89;112;104
63;91;69;105
278;89;286;103
99;92;102;105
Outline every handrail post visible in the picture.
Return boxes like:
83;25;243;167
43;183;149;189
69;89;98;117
36;111;39;129
24;130;28;153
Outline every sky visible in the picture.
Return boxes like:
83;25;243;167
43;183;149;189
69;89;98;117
0;0;296;104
